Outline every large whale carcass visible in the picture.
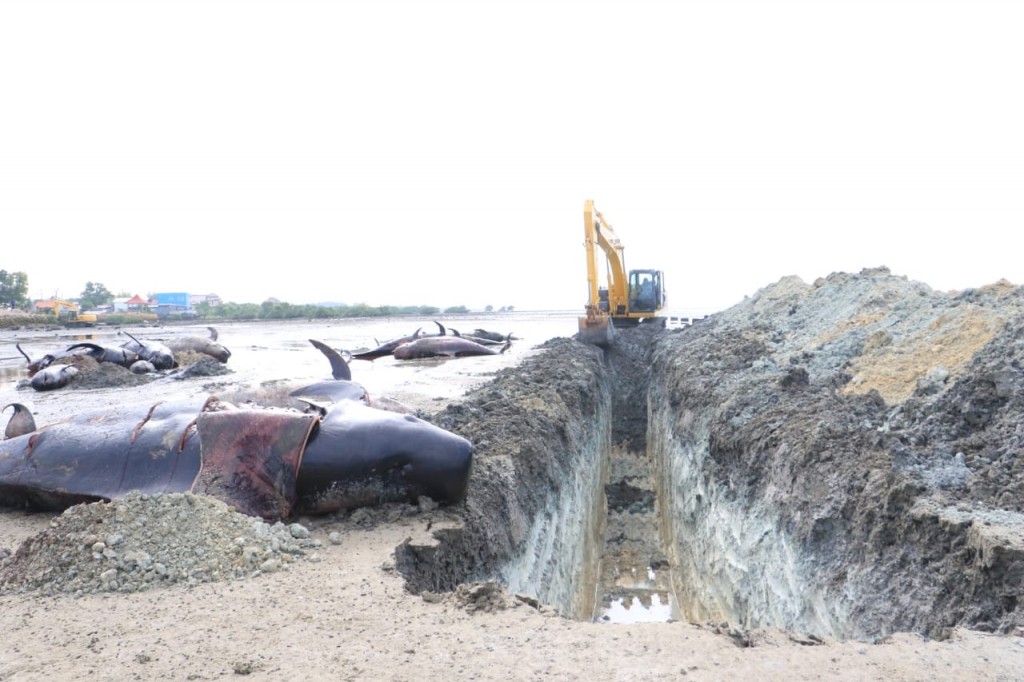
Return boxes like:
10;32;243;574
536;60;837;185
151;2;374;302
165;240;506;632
0;344;473;521
349;321;448;361
393;335;511;360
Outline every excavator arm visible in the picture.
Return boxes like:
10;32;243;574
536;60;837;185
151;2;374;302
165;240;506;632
583;199;629;317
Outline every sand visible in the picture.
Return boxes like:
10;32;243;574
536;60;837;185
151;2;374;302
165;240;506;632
3;505;1024;681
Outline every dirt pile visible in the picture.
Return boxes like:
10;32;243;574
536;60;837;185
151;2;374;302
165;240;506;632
649;267;1024;639
0;492;319;596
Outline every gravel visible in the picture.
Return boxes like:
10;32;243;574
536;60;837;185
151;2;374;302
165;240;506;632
0;491;321;596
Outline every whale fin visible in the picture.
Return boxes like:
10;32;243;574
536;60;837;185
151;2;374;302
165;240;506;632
4;403;37;439
308;339;352;381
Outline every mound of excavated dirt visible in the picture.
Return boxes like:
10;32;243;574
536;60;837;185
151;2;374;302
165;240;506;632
0;492;319;596
646;267;1024;639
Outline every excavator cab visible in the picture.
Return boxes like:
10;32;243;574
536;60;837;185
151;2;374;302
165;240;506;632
628;269;665;314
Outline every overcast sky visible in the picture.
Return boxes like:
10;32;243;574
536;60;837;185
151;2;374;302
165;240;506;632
2;0;1021;315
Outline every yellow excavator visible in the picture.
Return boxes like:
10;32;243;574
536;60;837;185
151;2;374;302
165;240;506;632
50;299;98;327
578;199;666;346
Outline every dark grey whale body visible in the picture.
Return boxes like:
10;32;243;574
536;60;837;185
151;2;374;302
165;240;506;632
0;341;473;520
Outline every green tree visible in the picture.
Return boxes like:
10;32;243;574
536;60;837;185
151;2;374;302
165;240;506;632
79;281;114;310
0;270;29;310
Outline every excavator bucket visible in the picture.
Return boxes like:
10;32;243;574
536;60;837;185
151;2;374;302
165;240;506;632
578;315;615;347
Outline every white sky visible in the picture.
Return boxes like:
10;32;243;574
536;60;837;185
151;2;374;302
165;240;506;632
2;0;1022;315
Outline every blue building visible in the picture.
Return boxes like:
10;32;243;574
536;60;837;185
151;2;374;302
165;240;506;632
154;292;193;317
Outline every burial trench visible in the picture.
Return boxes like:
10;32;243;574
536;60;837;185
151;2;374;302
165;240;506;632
395;326;901;632
396;327;671;624
397;271;1024;641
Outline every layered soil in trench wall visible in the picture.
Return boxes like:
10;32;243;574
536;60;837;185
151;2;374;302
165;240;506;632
398;337;612;618
648;268;1024;640
399;267;1024;641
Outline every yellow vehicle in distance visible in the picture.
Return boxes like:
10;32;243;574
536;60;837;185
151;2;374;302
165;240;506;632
49;299;98;327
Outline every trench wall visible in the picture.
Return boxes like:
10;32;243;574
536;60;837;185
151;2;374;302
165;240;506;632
397;339;612;618
647;396;851;637
499;401;609;617
646;327;1024;640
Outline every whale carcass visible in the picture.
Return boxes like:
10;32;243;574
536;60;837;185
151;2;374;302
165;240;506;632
164;327;232;363
393;335;511;359
0;345;472;521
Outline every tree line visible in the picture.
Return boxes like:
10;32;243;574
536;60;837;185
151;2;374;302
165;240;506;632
0;272;114;311
0;271;510;320
197;301;472;320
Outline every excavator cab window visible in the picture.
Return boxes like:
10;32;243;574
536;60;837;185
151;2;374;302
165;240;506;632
629;270;660;313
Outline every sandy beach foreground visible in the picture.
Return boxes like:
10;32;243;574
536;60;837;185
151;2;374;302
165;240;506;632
2;505;1023;682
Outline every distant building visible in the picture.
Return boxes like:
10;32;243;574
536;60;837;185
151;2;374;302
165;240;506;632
154;292;193;317
111;296;150;313
190;293;222;308
122;294;150;312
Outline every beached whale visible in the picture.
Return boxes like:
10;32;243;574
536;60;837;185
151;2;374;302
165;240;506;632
165;327;231;363
393;335;511;360
0;345;472;520
120;331;177;370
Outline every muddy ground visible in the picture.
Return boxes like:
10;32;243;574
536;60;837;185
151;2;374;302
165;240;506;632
2;271;1024;680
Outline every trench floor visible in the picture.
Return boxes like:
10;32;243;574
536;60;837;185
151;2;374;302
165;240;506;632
593;446;676;623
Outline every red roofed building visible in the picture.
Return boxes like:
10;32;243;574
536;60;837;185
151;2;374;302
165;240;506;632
113;294;150;312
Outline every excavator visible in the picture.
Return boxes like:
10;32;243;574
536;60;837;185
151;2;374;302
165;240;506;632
49;299;98;328
578;199;666;347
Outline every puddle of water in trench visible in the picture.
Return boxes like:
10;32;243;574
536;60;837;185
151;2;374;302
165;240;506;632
593;446;680;624
604;593;675;623
595;559;679;624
